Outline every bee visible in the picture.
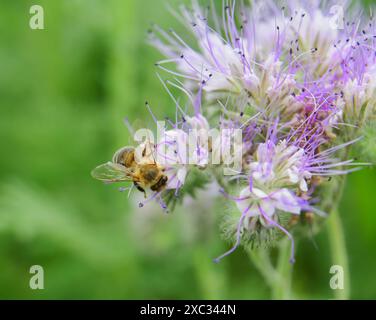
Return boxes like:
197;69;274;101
91;145;168;197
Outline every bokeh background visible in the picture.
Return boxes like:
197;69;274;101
0;0;375;299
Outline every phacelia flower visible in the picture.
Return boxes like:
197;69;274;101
93;0;375;265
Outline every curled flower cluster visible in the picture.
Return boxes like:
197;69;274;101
94;0;376;263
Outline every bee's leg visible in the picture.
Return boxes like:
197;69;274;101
134;182;147;198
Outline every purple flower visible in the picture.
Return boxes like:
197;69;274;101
94;0;376;264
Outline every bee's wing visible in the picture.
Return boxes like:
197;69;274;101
91;162;133;183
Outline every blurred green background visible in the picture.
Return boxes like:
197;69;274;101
0;0;375;299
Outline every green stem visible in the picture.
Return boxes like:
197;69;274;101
324;174;350;300
247;239;293;300
272;238;293;300
327;209;350;299
247;248;279;289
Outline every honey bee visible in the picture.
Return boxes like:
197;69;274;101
91;145;168;197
